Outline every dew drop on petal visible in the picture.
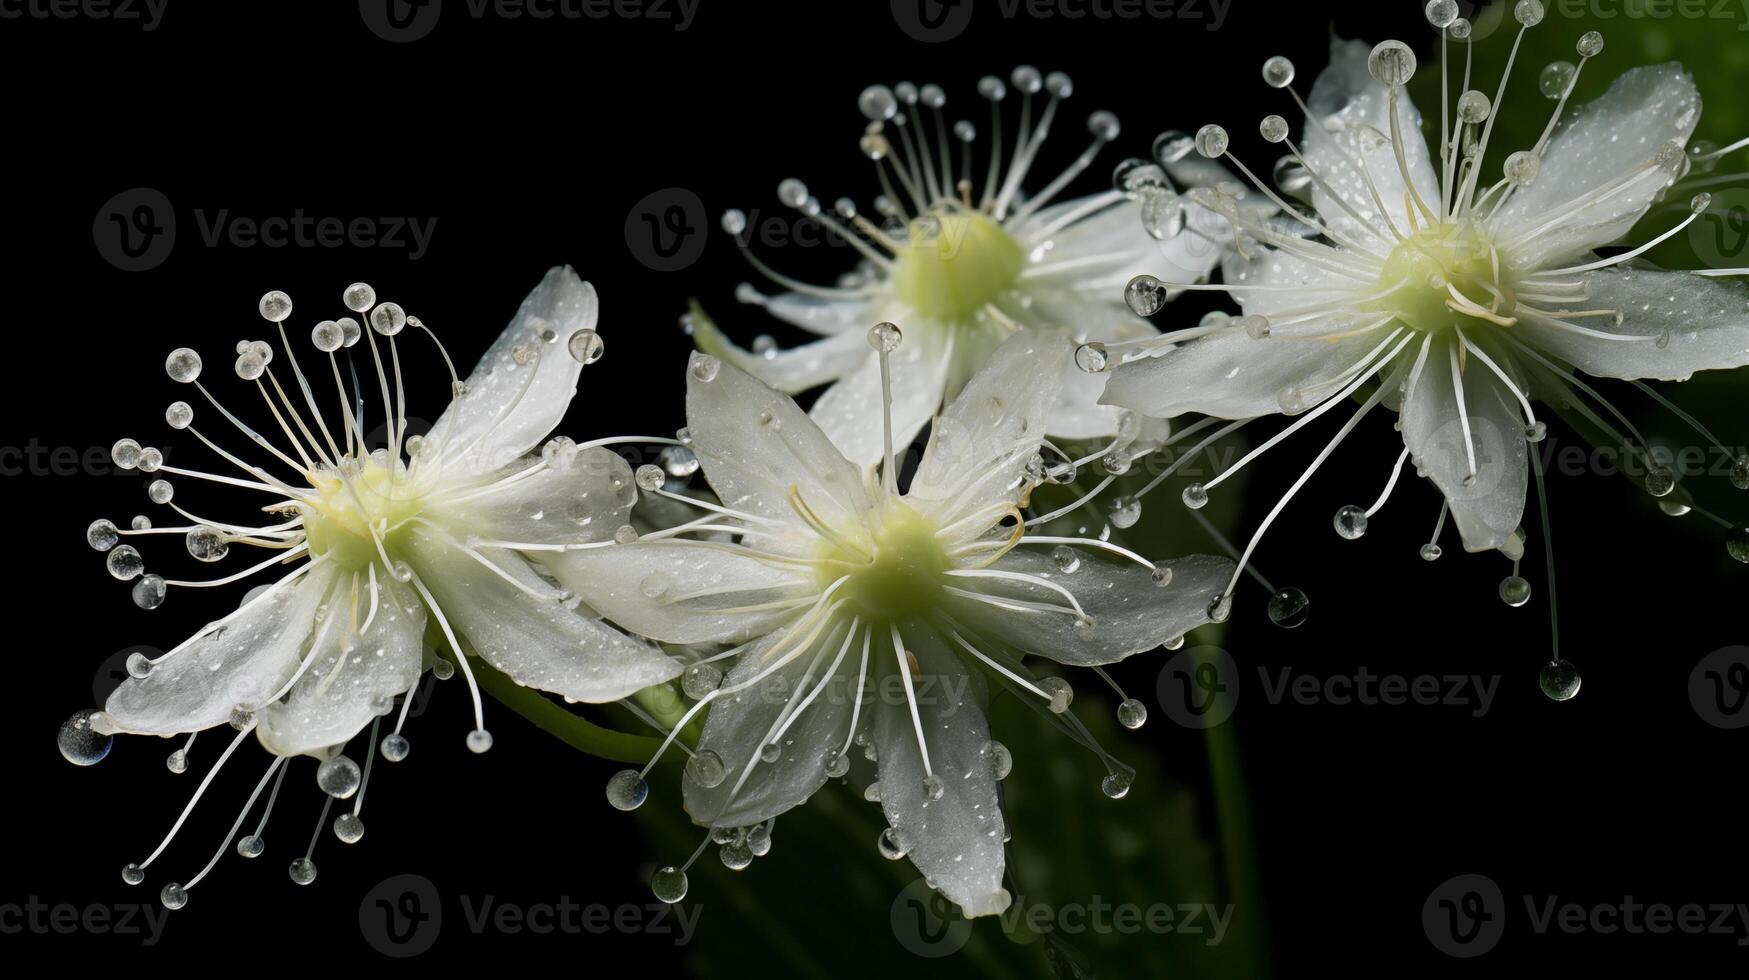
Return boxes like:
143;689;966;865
921;773;945;802
1538;659;1582;701
825;751;850;778
567;328;605;365
1109;496;1141;529
688;352;720;383
878;827;907;860
686;749;726;788
1051;546;1081;573
987;740;1013;780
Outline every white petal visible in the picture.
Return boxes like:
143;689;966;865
424;267;597;476
1518;268;1749;381
546;540;817;645
908;333;1065;524
810;325;952;468
875;621;1009;918
1492;65;1699;266
945;551;1231;666
255;572;425;757
1400;336;1528;553
691;305;876;394
1019;194;1222;293
682;618;857;829
403;528;680;702
105;564;339;735
685;354;873;531
753;291;876;336
1303;38;1441;252
427;447;636;547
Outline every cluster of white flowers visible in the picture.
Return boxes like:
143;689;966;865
58;1;1748;921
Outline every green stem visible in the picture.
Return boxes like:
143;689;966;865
1197;640;1271;979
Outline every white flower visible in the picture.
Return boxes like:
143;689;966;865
62;267;680;907
1098;9;1749;637
694;68;1254;467
548;327;1233;915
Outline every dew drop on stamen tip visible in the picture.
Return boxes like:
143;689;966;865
1074;342;1108;373
1540;61;1576;100
288;858;317;886
236;835;264;859
1206;593;1233;624
160;883;188;910
1266;587;1310;629
606;769;648;811
651;867;688;904
132;574;167;610
1193;124;1228;159
1333;505;1368;540
1100;772;1132;800
719;838;754;871
165;748;188;774
316;755;363;799
1538;659;1582;701
1039;676;1074;714
106;544;144;581
1181;483;1209;510
1644;467;1676;498
56;710;112;766
1498;575;1532;607
1725;524;1749;563
1124;275;1167;317
333;813;365;844
1420;543;1443;561
1117;698;1148;730
760;741;781;763
681;663;722;700
987;740;1013;780
1261;55;1295;89
466;729;494;754
86;518;119;552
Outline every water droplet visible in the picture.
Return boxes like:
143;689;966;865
1101;772;1132;799
1425;0;1458;28
333;813;365;844
640;571;672;599
1074;342;1109;373
165;749;188;774
681;663;723;700
106;544;144;581
57;710;112;766
1420;543;1444;561
878;827;907;860
87;519;119;552
686;749;726;788
988;740;1013;780
1125;275;1167;317
1538;659;1582;701
1258;114;1289;143
111;438;142;470
1150;562;1174;587
467;729;494;754
687;352;720;383
1117;699;1148;730
1333;505;1368;540
1206;593;1234;623
1514;0;1545;26
288;857;318;886
651;866;688;903
1182;482;1209;510
1539;61;1576;99
381;733;410;762
720;837;754;870
863;780;883;803
164;348;202;383
185;526;229;562
343;282;376;312
1051;546;1081;573
1367;40;1417;87
567;328;605;365
1456;89;1492;124
236;835;264;858
1261;55;1295;88
825;750;850;778
160;882;188;910
867;321;903;353
316;755;362;798
1644;466;1676;498
1109;496;1141;528
1726;524;1749;563
1193;124;1229;158
614;525;639;545
1498;575;1532;607
1266;587;1310;628
921;774;945;802
760;741;781;763
1039;676;1073;714
747;823;772;856
605;769;649;810
370;302;406;336
121;863;145;885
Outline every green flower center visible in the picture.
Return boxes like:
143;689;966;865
819;503;952;621
1369;222;1520;333
302;458;425;569
891;209;1024;323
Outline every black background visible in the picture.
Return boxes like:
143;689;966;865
3;0;1745;974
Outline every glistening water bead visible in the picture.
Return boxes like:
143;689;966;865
1538;660;1582;701
1266;587;1310;629
57;710;113;766
315;755;362;799
651;866;688;903
607;769;648;810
